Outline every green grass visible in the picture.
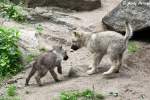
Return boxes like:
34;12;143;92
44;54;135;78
0;96;20;100
0;27;22;77
60;89;104;100
128;41;140;53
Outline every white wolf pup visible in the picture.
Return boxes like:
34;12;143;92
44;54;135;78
71;21;132;75
25;45;68;86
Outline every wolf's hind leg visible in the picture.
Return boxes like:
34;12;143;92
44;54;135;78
35;69;48;86
25;67;36;86
103;59;118;75
103;53;123;75
87;53;104;75
115;54;123;73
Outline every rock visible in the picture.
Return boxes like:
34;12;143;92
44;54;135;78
25;0;101;11
68;66;89;77
17;84;24;88
19;29;39;49
102;0;150;33
6;77;23;84
6;79;17;84
25;91;30;94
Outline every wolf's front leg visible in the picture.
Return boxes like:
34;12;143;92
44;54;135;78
57;63;62;74
49;69;60;82
87;53;104;75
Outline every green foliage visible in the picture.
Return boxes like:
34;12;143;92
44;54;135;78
36;24;44;34
0;2;26;22
0;27;22;77
128;42;139;53
0;0;10;3
7;85;16;96
39;47;47;52
0;85;20;100
60;89;104;100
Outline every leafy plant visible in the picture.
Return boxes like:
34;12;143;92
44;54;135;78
36;24;44;34
0;85;20;100
39;47;47;52
0;2;26;22
0;27;22;77
128;41;139;53
7;85;16;96
60;89;104;100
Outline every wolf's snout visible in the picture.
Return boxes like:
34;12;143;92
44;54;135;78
71;45;79;51
63;55;68;60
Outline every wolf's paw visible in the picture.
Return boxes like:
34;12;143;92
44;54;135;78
87;68;96;75
102;71;112;76
55;79;61;82
88;65;92;69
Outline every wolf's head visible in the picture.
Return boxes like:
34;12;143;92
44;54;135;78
53;45;68;61
71;32;84;51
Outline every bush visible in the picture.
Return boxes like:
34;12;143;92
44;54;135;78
0;2;26;22
0;27;22;77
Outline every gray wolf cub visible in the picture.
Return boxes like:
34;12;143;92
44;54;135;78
25;45;68;86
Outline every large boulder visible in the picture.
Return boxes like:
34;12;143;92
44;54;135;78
102;0;150;33
25;0;101;11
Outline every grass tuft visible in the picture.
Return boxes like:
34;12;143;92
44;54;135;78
60;89;104;100
128;41;140;53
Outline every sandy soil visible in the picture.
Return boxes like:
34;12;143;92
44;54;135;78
1;0;150;100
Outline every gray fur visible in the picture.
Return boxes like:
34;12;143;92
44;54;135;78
71;21;132;75
25;45;68;86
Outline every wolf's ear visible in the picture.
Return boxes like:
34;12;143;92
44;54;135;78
73;32;80;37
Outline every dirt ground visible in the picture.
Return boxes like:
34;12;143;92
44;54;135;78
1;0;150;100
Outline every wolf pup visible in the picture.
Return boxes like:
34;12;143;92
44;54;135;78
71;21;132;75
25;45;68;86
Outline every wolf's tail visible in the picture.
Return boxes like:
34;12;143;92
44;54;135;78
124;21;133;44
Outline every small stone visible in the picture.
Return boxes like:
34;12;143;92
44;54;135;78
25;91;30;94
